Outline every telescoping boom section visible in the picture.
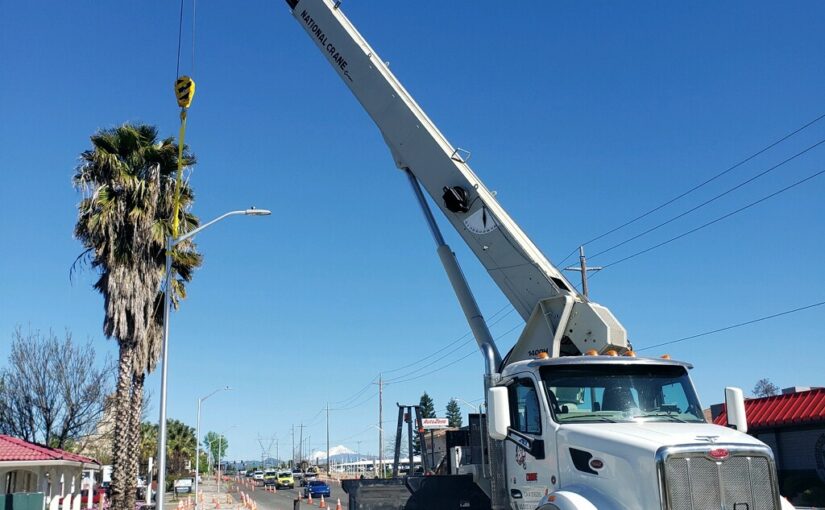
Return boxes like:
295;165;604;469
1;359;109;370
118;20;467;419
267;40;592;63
286;0;628;363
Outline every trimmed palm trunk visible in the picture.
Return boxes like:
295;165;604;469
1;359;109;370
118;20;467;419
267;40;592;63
109;346;135;509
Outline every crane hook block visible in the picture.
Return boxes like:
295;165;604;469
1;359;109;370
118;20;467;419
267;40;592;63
175;76;196;108
443;186;470;213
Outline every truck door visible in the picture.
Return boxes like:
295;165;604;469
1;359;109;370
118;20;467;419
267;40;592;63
505;377;552;510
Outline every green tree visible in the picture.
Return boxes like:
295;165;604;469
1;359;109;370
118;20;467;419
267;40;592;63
203;431;229;466
413;392;436;454
166;419;197;475
446;399;462;428
139;422;158;467
73;124;202;510
419;392;436;419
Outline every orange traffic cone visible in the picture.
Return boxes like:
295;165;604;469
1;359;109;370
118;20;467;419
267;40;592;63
307;492;313;506
335;498;342;510
319;495;326;508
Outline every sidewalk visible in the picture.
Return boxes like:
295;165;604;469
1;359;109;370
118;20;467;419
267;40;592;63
162;476;237;510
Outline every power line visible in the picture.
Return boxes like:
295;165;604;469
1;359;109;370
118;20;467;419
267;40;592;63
298;304;514;428
387;320;525;385
558;112;825;266
319;304;514;412
331;391;379;412
637;300;825;351
381;303;514;375
598;167;825;270
382;308;517;383
589;136;825;260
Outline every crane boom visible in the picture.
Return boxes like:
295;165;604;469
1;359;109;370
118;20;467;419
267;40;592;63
287;0;628;361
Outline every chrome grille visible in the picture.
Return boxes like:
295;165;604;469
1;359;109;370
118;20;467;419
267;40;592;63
660;448;779;510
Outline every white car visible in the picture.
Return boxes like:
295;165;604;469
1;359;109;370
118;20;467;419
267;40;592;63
252;471;264;481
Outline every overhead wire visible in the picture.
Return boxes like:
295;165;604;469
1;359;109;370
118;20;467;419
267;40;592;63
317;304;514;412
588;136;825;260
380;303;514;375
382;308;518;383
557;112;825;267
637;300;825;351
597;167;825;270
387;320;525;385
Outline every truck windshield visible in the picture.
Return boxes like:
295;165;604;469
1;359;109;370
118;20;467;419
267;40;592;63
540;364;705;424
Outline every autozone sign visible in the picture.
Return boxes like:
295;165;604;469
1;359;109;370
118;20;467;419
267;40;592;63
421;418;449;429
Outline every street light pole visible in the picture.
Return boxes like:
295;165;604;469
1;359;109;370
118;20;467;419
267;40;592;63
155;208;270;510
195;387;231;510
217;425;236;495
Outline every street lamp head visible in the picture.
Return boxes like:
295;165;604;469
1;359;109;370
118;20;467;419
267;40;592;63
244;208;272;216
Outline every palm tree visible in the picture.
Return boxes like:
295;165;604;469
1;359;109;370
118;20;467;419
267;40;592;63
139;422;159;467
73;124;202;510
165;419;197;475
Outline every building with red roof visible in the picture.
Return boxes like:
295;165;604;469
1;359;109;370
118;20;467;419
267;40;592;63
711;387;825;506
0;434;100;503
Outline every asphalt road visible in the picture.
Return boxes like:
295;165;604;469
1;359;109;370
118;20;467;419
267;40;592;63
233;479;348;510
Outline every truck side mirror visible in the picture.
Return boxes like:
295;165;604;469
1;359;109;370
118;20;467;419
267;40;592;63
724;387;748;433
487;387;510;440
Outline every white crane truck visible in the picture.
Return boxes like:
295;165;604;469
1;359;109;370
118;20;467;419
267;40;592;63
284;1;794;508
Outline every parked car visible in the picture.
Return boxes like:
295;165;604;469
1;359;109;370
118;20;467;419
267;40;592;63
299;473;317;487
291;468;304;480
174;478;194;494
276;471;295;489
262;471;278;486
79;488;106;506
303;480;331;498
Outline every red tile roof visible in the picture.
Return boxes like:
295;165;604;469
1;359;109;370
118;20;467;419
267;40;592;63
0;435;99;464
713;388;825;430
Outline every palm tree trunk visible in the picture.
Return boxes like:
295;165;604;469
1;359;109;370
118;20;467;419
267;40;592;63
110;344;134;510
123;373;144;510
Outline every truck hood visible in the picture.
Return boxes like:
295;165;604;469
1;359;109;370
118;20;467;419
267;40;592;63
555;422;767;509
562;421;764;452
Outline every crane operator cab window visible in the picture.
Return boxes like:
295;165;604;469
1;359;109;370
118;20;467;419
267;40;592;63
541;364;706;424
509;379;542;434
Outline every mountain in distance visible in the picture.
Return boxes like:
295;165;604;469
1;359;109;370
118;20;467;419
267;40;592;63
309;445;358;461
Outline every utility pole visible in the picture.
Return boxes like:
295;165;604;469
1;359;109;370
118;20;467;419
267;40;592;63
564;245;602;298
326;403;331;475
377;374;384;478
356;440;362;476
298;424;304;465
291;425;295;468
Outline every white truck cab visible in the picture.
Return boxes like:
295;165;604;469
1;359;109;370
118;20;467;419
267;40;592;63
489;356;785;509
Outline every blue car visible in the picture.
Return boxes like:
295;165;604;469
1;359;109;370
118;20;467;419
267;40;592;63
303;480;331;498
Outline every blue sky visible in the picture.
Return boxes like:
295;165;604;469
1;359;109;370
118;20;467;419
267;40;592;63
1;0;823;462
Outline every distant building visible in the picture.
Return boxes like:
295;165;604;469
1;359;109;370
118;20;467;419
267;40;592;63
711;387;825;507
